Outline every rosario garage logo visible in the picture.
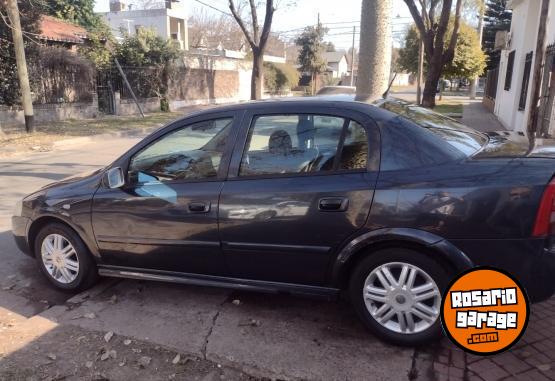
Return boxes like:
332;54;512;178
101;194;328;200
440;267;529;355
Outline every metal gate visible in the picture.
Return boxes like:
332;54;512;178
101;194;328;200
96;70;116;115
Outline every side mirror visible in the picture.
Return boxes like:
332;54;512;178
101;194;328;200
105;167;125;189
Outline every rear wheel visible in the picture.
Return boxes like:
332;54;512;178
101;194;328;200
349;248;449;345
34;223;98;291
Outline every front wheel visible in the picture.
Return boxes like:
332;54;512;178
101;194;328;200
34;223;98;291
349;248;449;345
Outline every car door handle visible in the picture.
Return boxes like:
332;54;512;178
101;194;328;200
318;197;349;212
188;202;210;213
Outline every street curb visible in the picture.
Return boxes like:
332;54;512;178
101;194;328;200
66;278;120;305
52;127;157;149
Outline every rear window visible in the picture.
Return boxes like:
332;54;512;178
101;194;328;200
378;100;488;170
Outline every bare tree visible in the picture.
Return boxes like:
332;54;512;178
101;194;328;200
229;0;276;100
404;0;464;107
188;10;245;50
356;0;392;101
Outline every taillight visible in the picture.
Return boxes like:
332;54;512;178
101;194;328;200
532;178;555;237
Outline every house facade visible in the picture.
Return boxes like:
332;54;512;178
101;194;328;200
100;0;188;50
322;51;349;79
492;0;555;135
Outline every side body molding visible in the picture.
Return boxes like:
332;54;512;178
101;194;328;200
331;228;474;286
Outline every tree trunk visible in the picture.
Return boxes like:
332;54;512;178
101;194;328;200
356;0;392;101
422;53;445;107
251;50;263;100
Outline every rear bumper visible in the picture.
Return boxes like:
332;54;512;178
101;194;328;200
452;238;555;303
12;216;32;257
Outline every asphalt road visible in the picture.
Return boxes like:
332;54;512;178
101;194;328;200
0;134;416;380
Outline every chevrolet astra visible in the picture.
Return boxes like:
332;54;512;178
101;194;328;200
12;97;555;345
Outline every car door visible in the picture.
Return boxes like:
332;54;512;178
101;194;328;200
92;111;241;275
218;106;380;286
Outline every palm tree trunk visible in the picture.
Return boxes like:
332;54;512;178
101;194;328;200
356;0;392;101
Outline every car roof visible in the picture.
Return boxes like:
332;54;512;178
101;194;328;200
181;95;397;122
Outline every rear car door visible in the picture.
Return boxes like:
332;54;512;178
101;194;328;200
92;111;241;275
219;105;380;286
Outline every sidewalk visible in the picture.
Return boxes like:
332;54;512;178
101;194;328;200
418;297;555;381
461;101;505;133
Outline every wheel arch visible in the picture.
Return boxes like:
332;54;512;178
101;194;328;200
27;215;97;259
331;228;474;289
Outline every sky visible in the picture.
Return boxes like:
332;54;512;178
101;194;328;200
93;0;414;50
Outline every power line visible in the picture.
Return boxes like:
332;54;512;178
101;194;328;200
191;0;232;16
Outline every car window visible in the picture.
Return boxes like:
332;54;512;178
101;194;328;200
340;121;368;170
239;114;368;176
378;100;488;157
128;118;232;183
380;116;468;171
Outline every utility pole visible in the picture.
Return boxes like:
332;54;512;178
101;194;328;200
470;1;485;100
350;26;356;86
5;0;34;132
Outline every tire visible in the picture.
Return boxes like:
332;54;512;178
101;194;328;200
349;247;450;346
34;222;98;292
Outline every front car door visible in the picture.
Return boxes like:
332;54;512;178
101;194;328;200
219;105;380;286
92;111;241;275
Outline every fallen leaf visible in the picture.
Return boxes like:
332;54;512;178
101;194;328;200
232;299;241;306
123;339;132;346
138;356;151;368
100;352;110;361
84;313;96;319
172;354;180;365
85;361;93;368
104;331;114;343
47;353;56;361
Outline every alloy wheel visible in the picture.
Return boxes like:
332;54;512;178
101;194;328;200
363;261;441;334
41;233;80;284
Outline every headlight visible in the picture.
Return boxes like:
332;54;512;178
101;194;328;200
13;200;23;217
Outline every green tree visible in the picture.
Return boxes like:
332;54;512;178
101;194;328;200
398;21;486;81
115;28;180;67
482;0;511;70
323;41;336;52
115;28;181;110
295;23;328;94
403;0;464;107
47;0;101;29
263;62;299;92
0;0;44;106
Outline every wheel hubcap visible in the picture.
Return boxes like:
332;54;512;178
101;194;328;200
41;234;79;284
363;262;441;334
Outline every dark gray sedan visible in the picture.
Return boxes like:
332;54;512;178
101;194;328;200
12;96;555;345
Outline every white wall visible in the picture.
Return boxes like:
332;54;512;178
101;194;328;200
494;0;547;132
101;7;188;50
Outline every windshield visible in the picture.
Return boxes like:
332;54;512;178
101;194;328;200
378;99;489;157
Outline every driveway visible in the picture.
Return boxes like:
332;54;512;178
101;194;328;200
0;133;415;380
